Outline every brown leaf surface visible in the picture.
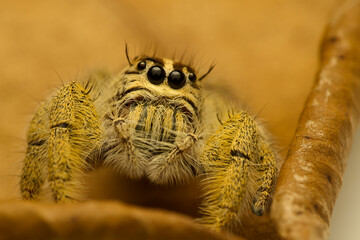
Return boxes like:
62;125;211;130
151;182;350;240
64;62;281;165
271;1;360;240
0;200;244;240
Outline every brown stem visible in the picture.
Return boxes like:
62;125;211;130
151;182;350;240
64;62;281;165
271;1;360;240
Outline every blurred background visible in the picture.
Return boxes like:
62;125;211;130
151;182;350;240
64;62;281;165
0;0;358;239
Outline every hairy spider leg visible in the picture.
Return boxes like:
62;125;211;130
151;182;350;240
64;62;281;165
21;82;101;202
252;141;277;216
20;102;49;200
200;111;277;231
110;106;146;179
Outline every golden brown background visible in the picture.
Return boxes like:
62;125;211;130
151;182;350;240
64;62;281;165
2;0;357;239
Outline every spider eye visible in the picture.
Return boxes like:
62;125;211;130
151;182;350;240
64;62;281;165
168;70;186;89
188;72;196;82
137;61;146;70
147;66;166;85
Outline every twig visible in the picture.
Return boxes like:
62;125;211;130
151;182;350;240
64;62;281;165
271;1;360;239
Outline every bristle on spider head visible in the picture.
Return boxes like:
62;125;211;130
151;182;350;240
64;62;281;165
125;42;133;66
198;64;215;81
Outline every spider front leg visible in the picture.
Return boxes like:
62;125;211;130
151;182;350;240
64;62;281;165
252;141;277;216
21;82;101;202
200;111;277;231
20;102;49;200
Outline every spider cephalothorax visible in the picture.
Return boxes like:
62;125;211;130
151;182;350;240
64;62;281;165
20;52;277;232
101;56;206;184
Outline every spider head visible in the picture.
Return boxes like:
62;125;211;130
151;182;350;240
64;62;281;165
118;56;204;118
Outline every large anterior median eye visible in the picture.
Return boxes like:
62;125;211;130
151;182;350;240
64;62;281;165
168;70;186;89
147;66;166;85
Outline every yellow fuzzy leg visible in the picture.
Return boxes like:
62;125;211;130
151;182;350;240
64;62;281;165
251;141;277;216
47;82;101;202
200;111;275;231
20;103;49;200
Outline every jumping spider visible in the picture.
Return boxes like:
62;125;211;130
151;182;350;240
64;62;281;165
20;49;278;232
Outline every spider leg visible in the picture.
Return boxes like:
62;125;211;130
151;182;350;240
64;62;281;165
146;132;199;184
110;115;147;178
20;102;49;200
200;111;277;231
251;141;277;216
21;82;101;202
